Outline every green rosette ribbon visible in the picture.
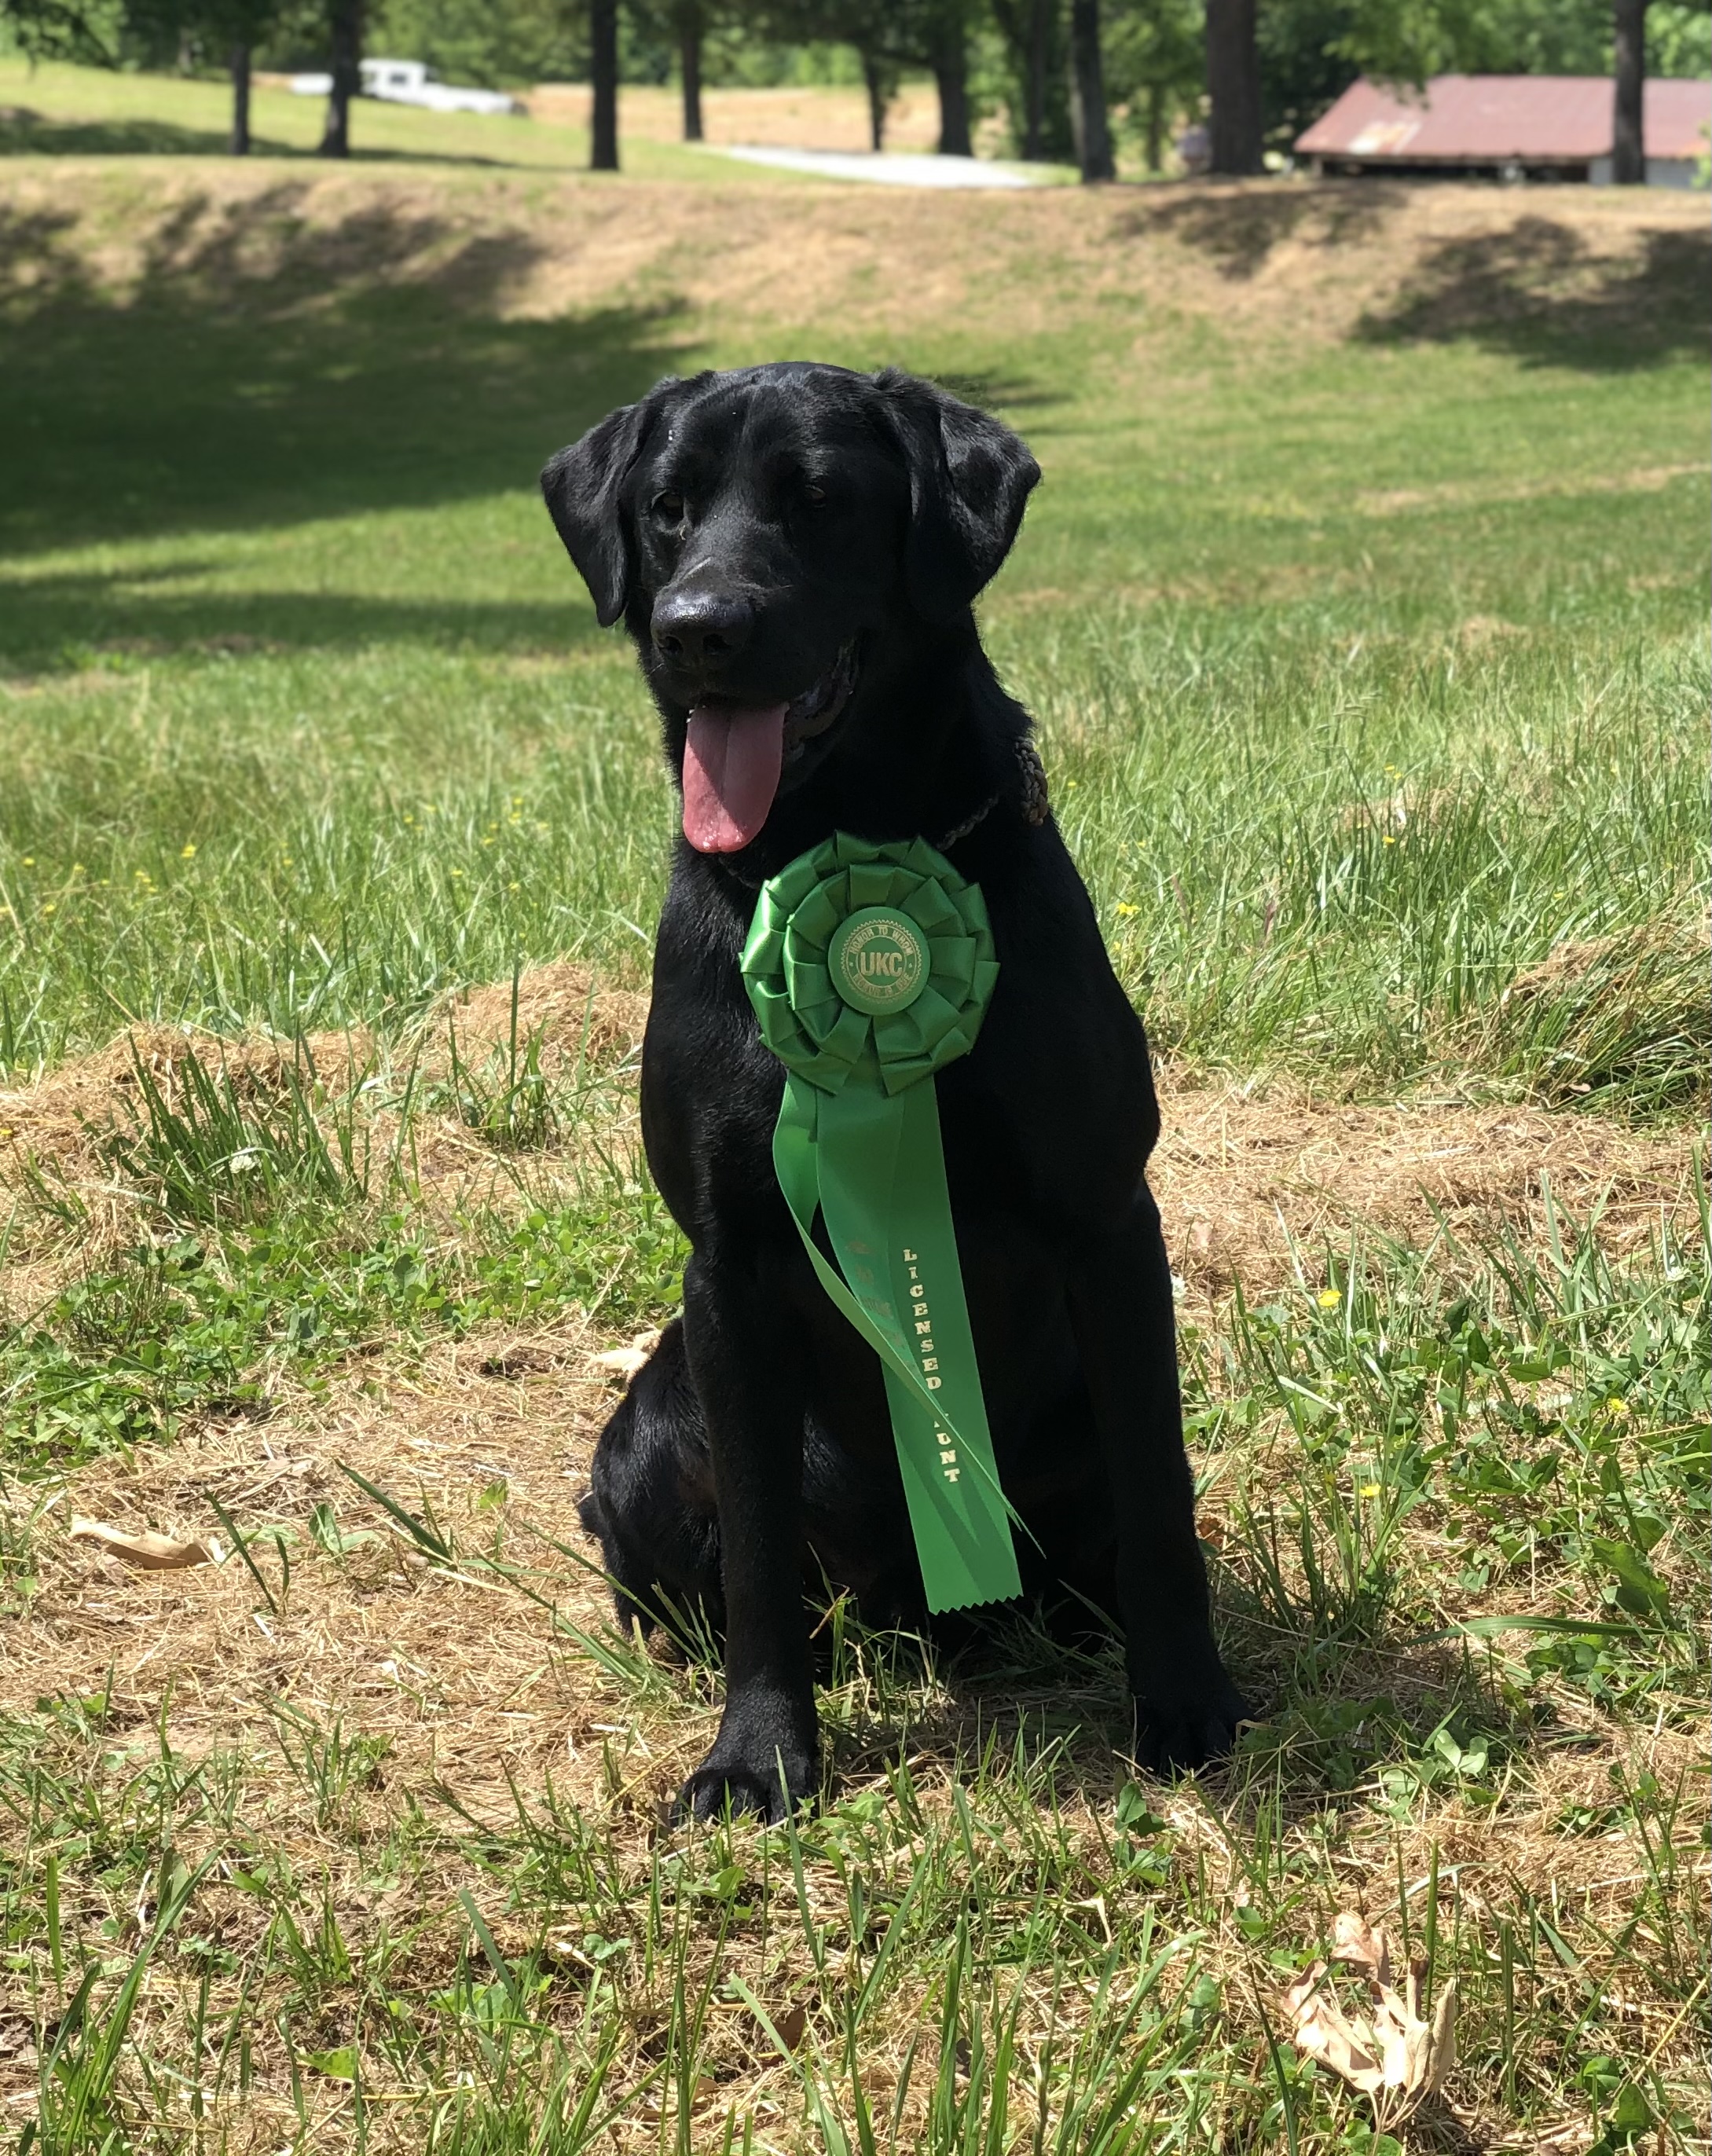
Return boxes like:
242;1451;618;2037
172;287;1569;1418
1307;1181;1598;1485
741;831;1022;1613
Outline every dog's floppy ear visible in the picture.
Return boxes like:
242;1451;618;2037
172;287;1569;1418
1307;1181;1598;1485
541;378;681;627
874;369;1040;625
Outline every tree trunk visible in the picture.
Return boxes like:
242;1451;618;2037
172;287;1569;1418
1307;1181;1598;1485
1611;0;1647;183
590;0;619;169
932;12;972;156
229;41;251;155
862;51;889;152
1204;0;1263;175
1069;0;1113;182
678;0;702;142
1143;79;1162;173
319;0;361;158
1022;0;1048;158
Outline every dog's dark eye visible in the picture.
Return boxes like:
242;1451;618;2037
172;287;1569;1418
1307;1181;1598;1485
804;483;827;505
653;490;685;520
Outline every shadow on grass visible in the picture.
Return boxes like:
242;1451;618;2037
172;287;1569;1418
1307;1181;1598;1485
792;1584;1571;1827
1116;179;1409;279
0;182;695;578
0;108;277;156
1357;213;1712;372
1117;182;1710;373
0;570;593;669
0;105;545;166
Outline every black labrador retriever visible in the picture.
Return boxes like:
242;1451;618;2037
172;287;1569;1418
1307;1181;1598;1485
541;361;1249;1821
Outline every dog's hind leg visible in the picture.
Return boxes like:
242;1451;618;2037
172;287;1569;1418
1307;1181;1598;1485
579;1317;724;1641
1066;1185;1252;1771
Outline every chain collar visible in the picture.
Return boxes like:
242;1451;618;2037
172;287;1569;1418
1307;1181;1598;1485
937;736;1050;849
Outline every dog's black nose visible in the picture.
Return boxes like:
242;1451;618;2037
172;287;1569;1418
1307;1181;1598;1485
651;590;754;667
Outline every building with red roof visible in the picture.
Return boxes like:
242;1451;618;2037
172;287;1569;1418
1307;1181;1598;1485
1296;74;1711;186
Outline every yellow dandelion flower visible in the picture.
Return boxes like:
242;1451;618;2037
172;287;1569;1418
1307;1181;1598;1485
1606;1395;1630;1416
1116;901;1139;918
1318;1289;1341;1309
1358;1483;1381;1498
181;843;196;859
40;901;55;915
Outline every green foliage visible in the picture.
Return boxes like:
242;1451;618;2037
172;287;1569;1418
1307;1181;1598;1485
0;0;127;63
1104;0;1202;165
362;0;585;87
1187;1190;1710;1711
1328;0;1712;90
2;1138;687;1466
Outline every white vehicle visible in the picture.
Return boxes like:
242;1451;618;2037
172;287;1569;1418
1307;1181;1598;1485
288;58;525;116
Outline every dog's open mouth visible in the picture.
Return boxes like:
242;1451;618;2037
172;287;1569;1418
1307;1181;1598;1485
681;644;858;855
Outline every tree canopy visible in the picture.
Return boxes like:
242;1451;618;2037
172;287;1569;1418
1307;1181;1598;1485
4;0;1705;177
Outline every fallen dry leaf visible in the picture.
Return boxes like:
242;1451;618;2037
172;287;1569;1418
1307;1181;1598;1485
590;1329;662;1382
1331;1908;1394;1983
1282;1916;1456;2125
68;1518;222;1571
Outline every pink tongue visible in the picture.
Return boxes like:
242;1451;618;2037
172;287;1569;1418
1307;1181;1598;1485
682;702;786;853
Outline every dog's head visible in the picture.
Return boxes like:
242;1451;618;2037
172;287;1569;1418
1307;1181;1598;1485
541;364;1039;858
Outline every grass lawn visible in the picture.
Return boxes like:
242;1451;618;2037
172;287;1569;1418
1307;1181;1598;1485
0;79;1708;2153
0;53;746;173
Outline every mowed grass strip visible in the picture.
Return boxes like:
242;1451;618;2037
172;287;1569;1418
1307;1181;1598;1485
0;53;786;174
0;123;1707;2152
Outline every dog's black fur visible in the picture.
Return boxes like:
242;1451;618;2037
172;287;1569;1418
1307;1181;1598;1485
541;362;1249;1821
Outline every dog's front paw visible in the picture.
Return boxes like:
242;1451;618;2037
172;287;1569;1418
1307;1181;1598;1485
675;1712;817;1824
1132;1666;1255;1776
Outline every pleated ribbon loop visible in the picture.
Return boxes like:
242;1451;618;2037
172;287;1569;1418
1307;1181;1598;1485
741;832;1021;1612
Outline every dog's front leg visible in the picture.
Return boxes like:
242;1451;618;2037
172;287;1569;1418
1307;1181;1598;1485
1066;1185;1252;1773
676;1250;818;1823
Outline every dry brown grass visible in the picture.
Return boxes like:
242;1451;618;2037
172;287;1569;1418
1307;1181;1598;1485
1;978;1705;2145
5;1276;1703;2146
423;959;651;1076
0;966;650;1296
522;81;955;156
9;160;1703;355
1152;1069;1695;1308
3;966;1692;1321
5;1318;1702;2144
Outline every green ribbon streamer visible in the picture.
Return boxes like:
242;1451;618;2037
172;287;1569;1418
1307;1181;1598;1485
741;832;1022;1613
